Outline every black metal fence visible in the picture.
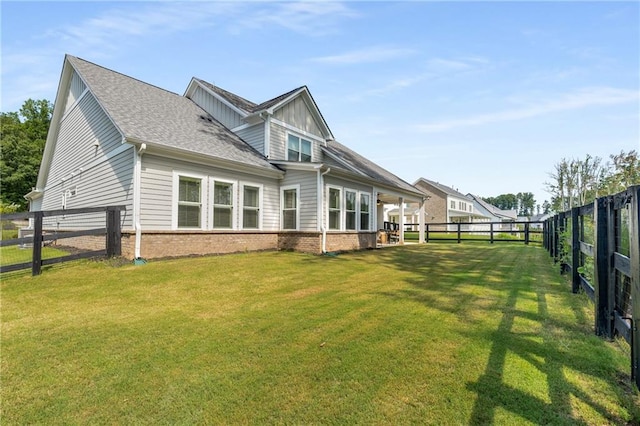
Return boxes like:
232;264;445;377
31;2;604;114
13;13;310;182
543;185;640;388
400;221;544;244
0;206;125;275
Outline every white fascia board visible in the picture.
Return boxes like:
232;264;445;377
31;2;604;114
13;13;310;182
271;118;325;144
266;88;333;140
128;138;285;179
320;148;366;176
188;78;249;118
268;160;322;172
330;168;424;202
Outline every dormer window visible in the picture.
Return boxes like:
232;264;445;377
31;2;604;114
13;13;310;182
287;134;312;162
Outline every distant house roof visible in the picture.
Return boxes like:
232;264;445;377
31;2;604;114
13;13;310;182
68;56;280;173
466;194;518;220
414;178;469;199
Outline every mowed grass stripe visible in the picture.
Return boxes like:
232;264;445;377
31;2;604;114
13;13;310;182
1;245;637;424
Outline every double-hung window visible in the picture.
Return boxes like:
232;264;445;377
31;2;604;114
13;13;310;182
345;190;357;230
178;176;202;228
282;186;298;230
287;134;312;162
213;181;234;229
359;193;370;231
242;185;260;229
450;200;456;209
328;187;341;230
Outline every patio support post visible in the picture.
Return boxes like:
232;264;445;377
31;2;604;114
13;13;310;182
398;197;405;244
418;198;425;244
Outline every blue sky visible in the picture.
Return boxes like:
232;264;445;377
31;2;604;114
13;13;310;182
2;1;639;208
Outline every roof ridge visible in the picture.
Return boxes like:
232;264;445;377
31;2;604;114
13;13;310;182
67;54;184;100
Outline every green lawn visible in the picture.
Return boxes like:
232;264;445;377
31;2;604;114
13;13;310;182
2;244;637;424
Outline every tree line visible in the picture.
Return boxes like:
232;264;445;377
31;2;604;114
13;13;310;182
544;150;640;212
482;192;540;217
1;99;53;211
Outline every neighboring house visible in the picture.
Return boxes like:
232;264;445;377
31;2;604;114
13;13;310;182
26;55;426;259
384;204;422;231
466;194;518;230
413;178;487;226
529;213;552;229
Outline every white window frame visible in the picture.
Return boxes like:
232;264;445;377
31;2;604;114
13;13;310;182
286;132;313;162
344;188;357;231
450;200;456;209
359;193;371;231
210;177;237;230
240;182;263;230
172;171;207;230
327;185;342;231
281;184;300;230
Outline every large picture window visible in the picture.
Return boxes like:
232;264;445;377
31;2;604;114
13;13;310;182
287;134;312;162
178;176;202;228
282;187;298;230
242;185;260;229
360;193;370;231
213;181;233;228
328;187;341;230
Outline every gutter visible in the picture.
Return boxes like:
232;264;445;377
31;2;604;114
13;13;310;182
133;142;146;260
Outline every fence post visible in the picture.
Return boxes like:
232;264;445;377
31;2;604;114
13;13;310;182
106;207;122;257
594;196;614;337
490;223;494;244
457;222;461;243
425;224;430;243
552;214;559;261
628;186;640;388
524;222;530;245
32;211;43;276
571;207;581;293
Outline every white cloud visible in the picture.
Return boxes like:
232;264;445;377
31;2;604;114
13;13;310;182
310;46;416;65
415;87;640;133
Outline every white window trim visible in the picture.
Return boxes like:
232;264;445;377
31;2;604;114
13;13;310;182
344;188;358;231
172;171;207;230
327;185;342;231
281;184;300;231
209;177;237;230
286;131;313;162
360;192;371;231
240;181;263;230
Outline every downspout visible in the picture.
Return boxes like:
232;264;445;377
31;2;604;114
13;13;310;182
133;143;146;260
316;165;331;253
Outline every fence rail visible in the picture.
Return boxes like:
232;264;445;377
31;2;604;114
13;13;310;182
395;221;544;244
1;206;125;275
543;185;639;388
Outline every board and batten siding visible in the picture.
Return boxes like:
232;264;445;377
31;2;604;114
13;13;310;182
190;86;244;130
139;155;280;230
281;169;318;231
40;147;134;230
269;122;323;162
47;91;123;185
235;124;265;156
273;97;323;138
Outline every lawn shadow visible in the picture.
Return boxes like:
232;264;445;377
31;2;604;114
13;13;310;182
375;244;632;425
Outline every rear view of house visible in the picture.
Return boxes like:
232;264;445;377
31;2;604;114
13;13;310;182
26;55;425;259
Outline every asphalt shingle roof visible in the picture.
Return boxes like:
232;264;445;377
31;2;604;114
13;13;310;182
68;56;279;172
323;140;421;195
415;178;469;198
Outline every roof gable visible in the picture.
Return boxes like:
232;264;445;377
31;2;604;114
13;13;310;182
66;56;280;173
414;178;468;199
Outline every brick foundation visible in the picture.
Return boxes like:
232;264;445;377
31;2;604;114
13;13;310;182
120;230;378;259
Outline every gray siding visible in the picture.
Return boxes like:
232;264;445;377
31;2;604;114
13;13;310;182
40;147;134;230
190;86;244;129
269;122;322;162
63;70;87;115
40;89;133;230
140;155;280;230
48;92;123;185
281;169;318;231
236;124;264;156
274;97;322;138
